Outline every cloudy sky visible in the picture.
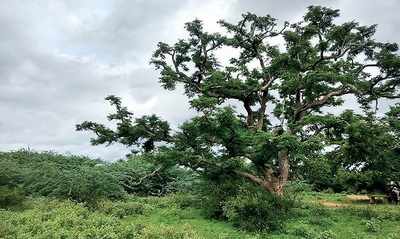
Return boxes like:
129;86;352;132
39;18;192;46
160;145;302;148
1;0;399;161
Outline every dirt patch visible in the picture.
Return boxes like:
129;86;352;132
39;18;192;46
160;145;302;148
319;200;346;208
344;194;372;204
346;195;370;201
317;194;388;208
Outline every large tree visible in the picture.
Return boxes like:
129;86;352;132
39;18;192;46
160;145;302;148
150;6;400;195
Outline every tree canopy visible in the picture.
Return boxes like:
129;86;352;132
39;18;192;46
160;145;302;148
79;6;400;195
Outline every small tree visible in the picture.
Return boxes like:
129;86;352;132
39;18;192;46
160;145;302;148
151;6;400;195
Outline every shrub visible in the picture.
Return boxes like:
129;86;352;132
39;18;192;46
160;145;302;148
365;218;381;232
222;190;297;232
0;186;25;208
196;175;244;219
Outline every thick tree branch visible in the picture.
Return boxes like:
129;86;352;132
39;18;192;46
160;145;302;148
294;88;351;120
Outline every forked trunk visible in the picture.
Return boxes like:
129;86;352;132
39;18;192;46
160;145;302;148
235;149;289;196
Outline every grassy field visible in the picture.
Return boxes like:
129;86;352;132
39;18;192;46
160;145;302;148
1;192;400;239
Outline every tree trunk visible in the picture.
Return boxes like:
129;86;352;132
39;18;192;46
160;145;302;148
276;149;289;195
235;150;289;196
243;99;254;127
256;91;268;130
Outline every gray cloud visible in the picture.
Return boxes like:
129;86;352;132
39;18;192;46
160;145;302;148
0;0;399;160
68;0;187;62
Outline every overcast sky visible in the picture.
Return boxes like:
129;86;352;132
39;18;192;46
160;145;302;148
1;0;399;161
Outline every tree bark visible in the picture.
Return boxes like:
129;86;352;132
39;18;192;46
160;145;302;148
243;98;254;127
256;91;268;130
275;149;289;195
235;150;289;196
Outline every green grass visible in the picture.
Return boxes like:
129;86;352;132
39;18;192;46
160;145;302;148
121;204;255;238
1;193;400;239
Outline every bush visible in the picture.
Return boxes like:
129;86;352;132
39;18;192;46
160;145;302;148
0;186;25;208
365;218;381;232
196;175;244;219
222;190;297;232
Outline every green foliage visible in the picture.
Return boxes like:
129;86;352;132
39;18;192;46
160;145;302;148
222;190;297;232
196;176;245;219
1;193;400;238
77;5;400;200
316;230;335;239
174;107;248;161
0;150;99;168
168;193;202;209
285;181;313;193
365;218;381;233
0;150;125;204
0;186;25;208
77;95;170;154
291;225;316;239
97;200;152;218
308;216;334;227
0;199;137;239
149;5;400;198
298;156;335;191
25;165;124;204
2;5;400;238
0;156;26;208
110;153;196;196
0;158;24;187
0;150;196;204
297;108;400;193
